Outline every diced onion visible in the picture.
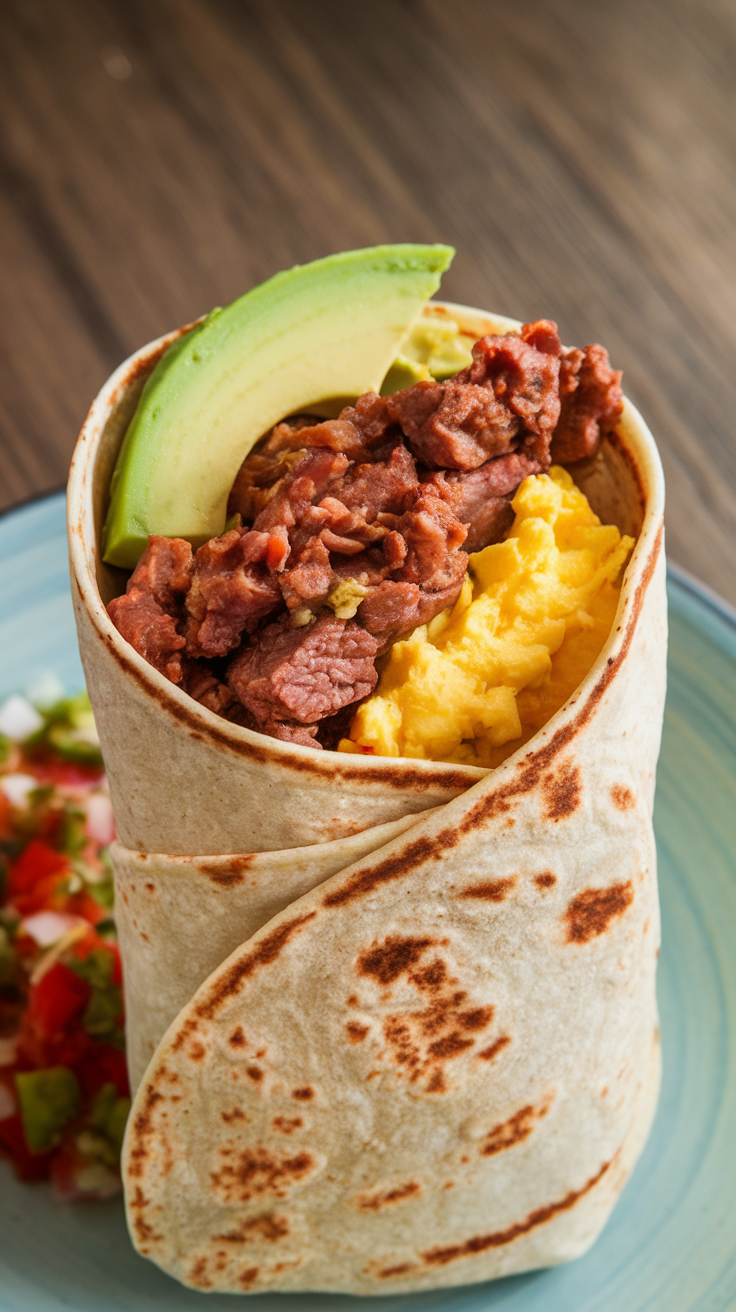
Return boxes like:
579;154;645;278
21;911;87;947
84;793;115;844
0;772;39;807
0;695;43;741
25;672;65;711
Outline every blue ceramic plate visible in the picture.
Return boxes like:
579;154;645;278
1;493;735;1311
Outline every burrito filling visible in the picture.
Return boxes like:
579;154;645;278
107;317;628;758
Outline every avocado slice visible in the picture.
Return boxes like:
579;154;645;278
103;244;454;568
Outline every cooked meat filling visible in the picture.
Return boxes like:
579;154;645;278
107;322;622;746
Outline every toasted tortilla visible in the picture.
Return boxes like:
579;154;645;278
68;302;666;1294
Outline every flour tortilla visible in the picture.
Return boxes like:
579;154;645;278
68;302;666;1294
110;810;436;1092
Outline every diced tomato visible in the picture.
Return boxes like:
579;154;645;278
110;946;122;988
16;1025;92;1074
27;963;91;1035
0;791;12;838
8;839;68;897
0;1112;54;1181
76;1043;129;1099
20;752;104;790
64;889;107;925
11;871;71;917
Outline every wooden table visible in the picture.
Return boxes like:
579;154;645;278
2;0;735;601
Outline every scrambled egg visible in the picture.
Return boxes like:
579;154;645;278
338;467;634;767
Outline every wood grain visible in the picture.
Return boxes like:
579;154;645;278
1;0;735;599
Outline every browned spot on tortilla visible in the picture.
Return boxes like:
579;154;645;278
480;1099;551;1157
188;1042;205;1062
358;935;437;985
127;1083;164;1179
460;877;516;901
292;1086;314;1101
188;1257;212;1289
542;760;581;820
238;1266;260;1289
346;1021;370;1043
273;1116;302;1134
535;872;557;890
144;882;155;892
477;1034;511;1061
359;938;494;1092
140;931;150;942
611;784;634;811
319;524;662;908
132;1214;161;1252
347;994;358;1006
428;1032;474;1059
324;836;442;908
222;1107;247;1124
171;914;317;1050
377;1263;416;1278
357;1180;421;1211
199;855;256;886
128;1182;162;1248
210;1147;315;1204
458;1006;495;1031
247;1066;264;1082
128;1185;148;1209
566;881;634;943
421;1155;613;1266
229;1027;246;1048
215;1212;290;1243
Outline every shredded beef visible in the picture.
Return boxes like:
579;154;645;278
335;443;418;520
185;528;283;658
551;344;623;463
108;319;623;747
228;613;379;737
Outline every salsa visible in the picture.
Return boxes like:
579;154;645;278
0;686;129;1200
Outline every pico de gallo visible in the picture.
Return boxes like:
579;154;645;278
0;679;129;1200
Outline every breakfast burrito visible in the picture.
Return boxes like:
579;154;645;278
67;245;666;1295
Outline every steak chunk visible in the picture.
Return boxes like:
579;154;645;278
228;613;379;734
125;535;194;608
385;320;561;470
427;450;542;551
107;588;185;683
551;344;623;463
106;535;193;682
358;578;465;651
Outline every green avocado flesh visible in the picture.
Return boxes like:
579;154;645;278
103;244;455;569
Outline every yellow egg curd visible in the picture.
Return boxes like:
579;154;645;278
338;466;634;768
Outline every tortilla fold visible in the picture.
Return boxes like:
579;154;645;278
68;303;666;1294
